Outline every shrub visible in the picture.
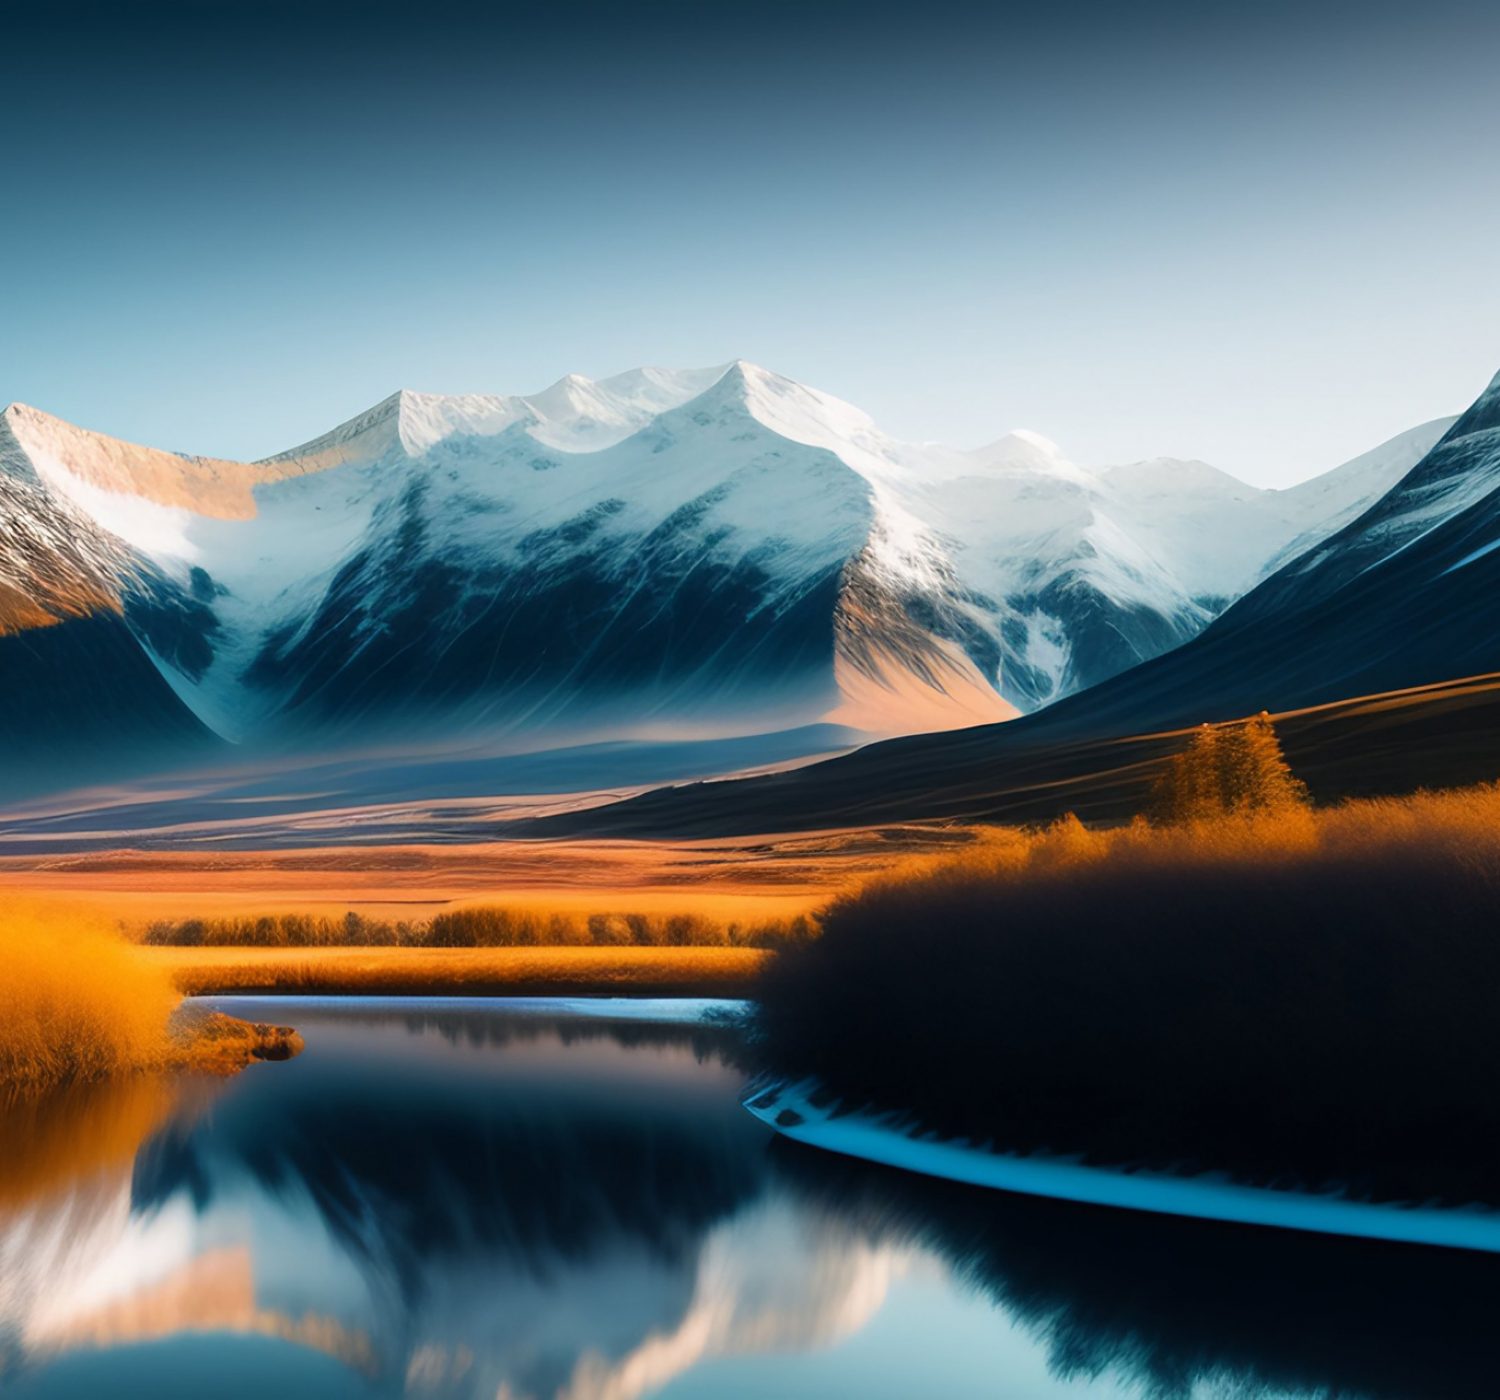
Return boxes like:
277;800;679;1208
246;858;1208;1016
1151;713;1309;824
1;900;180;1087
758;784;1500;1203
138;906;811;949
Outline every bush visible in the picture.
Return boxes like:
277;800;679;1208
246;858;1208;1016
1151;713;1309;824
757;784;1500;1203
137;906;811;950
2;901;180;1086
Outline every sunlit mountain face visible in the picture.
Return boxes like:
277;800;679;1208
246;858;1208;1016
0;363;1447;804
3;1002;1498;1400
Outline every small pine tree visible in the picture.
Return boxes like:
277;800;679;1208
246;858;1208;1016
1149;724;1223;824
1220;711;1310;814
1149;712;1308;824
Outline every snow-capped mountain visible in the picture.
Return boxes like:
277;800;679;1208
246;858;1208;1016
992;373;1500;735
0;362;1451;797
1055;364;1500;735
519;367;1500;844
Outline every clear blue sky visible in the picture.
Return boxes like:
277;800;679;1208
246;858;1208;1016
3;0;1497;485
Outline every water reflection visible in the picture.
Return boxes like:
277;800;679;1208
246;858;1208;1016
3;1000;1497;1399
776;1145;1500;1400
1;1076;180;1373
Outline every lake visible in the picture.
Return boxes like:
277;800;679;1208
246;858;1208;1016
1;997;1495;1399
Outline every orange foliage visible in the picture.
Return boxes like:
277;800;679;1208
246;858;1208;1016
0;897;181;1087
1150;712;1309;824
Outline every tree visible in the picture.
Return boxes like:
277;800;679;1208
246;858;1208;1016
1216;711;1310;814
1150;712;1308;824
1149;724;1223;825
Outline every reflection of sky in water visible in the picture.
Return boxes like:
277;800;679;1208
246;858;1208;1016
2;999;1496;1399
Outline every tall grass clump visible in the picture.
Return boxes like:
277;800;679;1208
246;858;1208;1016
759;759;1500;1202
1;899;180;1088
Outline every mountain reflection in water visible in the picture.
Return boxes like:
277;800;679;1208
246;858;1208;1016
0;999;1495;1399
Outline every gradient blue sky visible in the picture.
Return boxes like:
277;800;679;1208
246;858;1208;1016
3;0;1498;485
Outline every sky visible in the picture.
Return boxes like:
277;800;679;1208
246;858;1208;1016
2;0;1498;486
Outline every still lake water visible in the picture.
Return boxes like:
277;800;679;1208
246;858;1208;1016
2;997;1496;1399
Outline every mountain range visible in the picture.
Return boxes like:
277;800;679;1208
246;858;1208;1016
525;368;1500;839
0;362;1457;801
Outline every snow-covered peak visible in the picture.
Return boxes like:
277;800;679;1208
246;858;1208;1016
3;401;281;520
577;363;728;419
672;361;877;445
1102;457;1259;502
969;429;1072;475
263;365;734;469
520;365;729;449
1278;416;1458;516
257;391;411;471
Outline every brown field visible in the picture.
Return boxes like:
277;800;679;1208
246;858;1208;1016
0;827;971;928
142;944;770;998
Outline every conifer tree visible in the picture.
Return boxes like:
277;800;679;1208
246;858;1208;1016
1149;724;1221;824
1221;711;1309;814
1149;712;1308;824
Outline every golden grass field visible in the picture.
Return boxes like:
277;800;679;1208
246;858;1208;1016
141;944;770;997
0;828;972;926
8;756;1500;1092
0;899;302;1089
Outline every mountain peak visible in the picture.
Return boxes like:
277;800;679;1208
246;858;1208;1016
679;361;880;451
701;358;772;399
1103;457;1257;499
968;429;1073;476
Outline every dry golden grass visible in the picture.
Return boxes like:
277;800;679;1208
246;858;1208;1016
0;898;180;1087
0;896;312;1089
0;828;963;929
142;944;771;998
846;779;1500;899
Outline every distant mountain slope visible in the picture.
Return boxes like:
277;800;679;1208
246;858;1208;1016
0;362;1449;799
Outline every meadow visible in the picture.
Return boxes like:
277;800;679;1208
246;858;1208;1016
756;777;1500;1203
10;705;1500;1208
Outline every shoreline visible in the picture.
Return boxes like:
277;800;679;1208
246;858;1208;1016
745;1079;1500;1255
